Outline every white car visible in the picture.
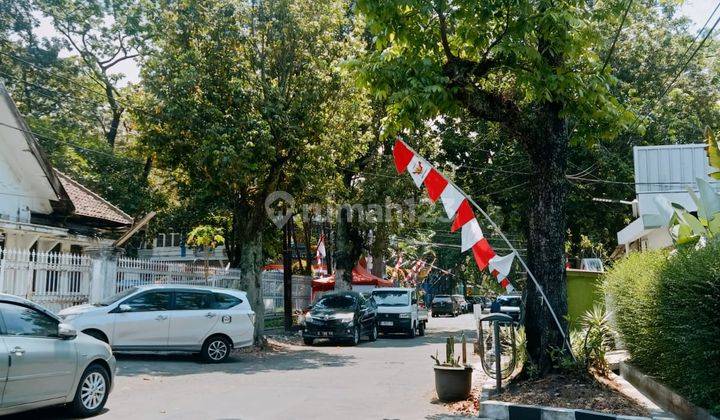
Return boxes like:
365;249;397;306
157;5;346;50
0;294;115;417
58;285;255;363
371;288;428;337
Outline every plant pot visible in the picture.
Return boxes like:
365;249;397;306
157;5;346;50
433;365;473;402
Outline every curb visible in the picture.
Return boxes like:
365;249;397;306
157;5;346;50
479;401;650;420
619;362;719;420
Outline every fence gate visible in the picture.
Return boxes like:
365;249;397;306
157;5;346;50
0;247;92;313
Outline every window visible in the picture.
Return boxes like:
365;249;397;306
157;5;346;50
372;291;410;307
175;291;211;310
0;303;58;337
123;291;171;312
211;293;242;309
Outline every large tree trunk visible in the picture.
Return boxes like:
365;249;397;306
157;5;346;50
370;226;387;278
333;206;362;290
236;233;265;346
522;102;570;373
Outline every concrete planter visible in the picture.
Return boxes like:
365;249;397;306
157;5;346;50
433;365;473;402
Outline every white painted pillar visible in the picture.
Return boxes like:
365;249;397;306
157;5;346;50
86;247;124;303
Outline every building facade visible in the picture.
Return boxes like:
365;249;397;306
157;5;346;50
0;83;133;254
617;143;717;253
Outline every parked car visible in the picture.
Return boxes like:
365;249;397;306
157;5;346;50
301;291;378;346
0;294;116;417
431;294;461;317
371;288;428;337
494;295;522;323
452;294;470;313
58;285;255;363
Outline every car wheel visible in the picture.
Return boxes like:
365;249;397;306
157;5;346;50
303;337;314;346
201;336;232;363
418;322;425;336
350;326;360;346
408;322;416;338
368;323;378;341
71;363;110;417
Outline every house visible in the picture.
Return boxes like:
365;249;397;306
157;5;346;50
616;144;718;254
0;83;133;253
138;232;229;266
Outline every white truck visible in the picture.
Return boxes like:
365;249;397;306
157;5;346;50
371;287;429;337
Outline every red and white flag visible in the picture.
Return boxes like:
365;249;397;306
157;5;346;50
316;234;326;266
393;138;515;293
489;252;515;292
404;259;426;285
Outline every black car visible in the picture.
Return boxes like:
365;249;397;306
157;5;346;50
301;291;378;346
431;294;460;317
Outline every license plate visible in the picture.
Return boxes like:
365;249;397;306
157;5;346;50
380;321;393;326
320;331;333;337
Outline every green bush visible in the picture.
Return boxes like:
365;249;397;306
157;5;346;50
604;246;720;415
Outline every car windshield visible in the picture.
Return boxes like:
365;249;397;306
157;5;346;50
372;291;410;306
314;294;356;310
433;296;451;303
95;287;138;306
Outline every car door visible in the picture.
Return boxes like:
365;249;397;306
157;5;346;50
168;290;219;348
112;290;172;349
0;302;76;407
212;292;253;347
357;295;375;333
0;337;7;405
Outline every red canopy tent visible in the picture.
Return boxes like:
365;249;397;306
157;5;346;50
311;263;393;295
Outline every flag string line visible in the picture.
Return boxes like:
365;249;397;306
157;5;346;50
396;139;575;360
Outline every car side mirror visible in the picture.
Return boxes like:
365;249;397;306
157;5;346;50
118;304;132;312
58;323;77;340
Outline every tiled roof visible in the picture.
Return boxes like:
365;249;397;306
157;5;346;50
54;170;133;226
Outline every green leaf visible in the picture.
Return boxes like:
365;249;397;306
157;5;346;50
705;127;720;180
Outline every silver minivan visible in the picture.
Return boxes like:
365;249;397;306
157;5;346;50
0;294;116;417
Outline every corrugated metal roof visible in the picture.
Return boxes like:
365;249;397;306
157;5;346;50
633;144;719;216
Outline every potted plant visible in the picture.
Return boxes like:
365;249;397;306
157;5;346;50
431;334;473;402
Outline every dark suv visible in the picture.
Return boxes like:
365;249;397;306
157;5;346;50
431;295;460;317
301;291;378;346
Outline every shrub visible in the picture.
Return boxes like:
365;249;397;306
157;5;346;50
604;246;720;414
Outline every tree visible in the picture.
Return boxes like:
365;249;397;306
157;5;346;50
186;225;225;282
0;0;161;221
356;0;632;372
34;0;146;148
137;0;371;344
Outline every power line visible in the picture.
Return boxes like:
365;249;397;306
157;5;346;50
600;0;634;73
628;2;720;134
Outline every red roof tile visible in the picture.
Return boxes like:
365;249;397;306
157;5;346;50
54;170;133;226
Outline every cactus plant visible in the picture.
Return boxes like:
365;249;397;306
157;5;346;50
430;335;469;368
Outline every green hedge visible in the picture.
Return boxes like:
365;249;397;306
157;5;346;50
604;246;720;415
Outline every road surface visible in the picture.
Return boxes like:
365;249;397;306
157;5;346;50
10;313;478;420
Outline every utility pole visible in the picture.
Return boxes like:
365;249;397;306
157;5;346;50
283;217;293;332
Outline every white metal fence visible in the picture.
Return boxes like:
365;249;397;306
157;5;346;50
116;257;312;316
261;271;312;316
115;257;243;293
0;247;92;313
0;248;313;321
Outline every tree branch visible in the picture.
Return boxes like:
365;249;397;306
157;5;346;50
434;1;454;61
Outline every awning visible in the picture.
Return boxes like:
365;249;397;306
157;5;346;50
312;264;393;293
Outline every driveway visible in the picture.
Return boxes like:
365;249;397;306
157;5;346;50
9;313;478;420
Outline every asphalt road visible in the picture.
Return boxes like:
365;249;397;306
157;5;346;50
10;313;479;420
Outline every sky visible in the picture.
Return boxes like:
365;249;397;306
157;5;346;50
32;1;717;87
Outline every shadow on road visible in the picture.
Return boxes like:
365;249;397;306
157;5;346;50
114;345;357;378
